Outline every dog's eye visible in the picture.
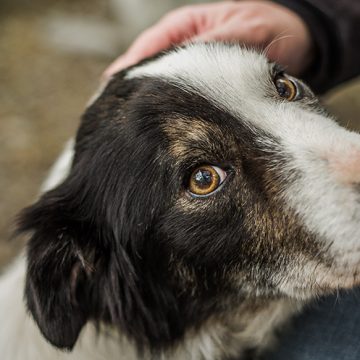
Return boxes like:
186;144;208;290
188;165;227;197
274;75;297;101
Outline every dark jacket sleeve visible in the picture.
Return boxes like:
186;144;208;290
272;0;360;93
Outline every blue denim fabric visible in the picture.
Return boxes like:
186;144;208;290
262;288;360;360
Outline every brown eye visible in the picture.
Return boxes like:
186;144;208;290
188;165;227;197
275;76;297;101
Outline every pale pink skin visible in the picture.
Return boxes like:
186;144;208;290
103;1;314;79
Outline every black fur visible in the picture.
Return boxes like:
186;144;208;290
17;62;322;357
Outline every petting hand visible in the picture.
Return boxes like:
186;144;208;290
103;1;314;79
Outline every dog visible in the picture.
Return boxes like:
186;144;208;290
1;43;360;360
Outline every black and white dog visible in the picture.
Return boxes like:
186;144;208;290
1;43;360;360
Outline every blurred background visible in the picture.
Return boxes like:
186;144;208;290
0;0;359;268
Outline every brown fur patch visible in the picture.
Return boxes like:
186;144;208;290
162;116;236;162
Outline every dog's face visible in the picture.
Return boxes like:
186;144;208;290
18;44;360;352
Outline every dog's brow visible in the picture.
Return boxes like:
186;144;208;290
162;117;227;160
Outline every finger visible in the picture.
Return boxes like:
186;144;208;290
103;9;200;78
191;28;231;43
191;24;269;52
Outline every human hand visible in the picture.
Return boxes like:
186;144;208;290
103;1;314;79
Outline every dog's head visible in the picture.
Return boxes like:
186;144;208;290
18;43;360;352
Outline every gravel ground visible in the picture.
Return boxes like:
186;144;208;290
0;0;359;269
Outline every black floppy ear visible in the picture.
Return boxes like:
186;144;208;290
17;184;93;350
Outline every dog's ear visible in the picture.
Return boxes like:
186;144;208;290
17;167;181;352
17;177;96;350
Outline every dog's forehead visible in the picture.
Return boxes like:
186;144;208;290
124;43;276;140
124;43;307;141
126;43;271;103
124;43;337;148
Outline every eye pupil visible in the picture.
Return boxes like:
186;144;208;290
276;79;288;97
275;76;297;101
194;169;213;189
